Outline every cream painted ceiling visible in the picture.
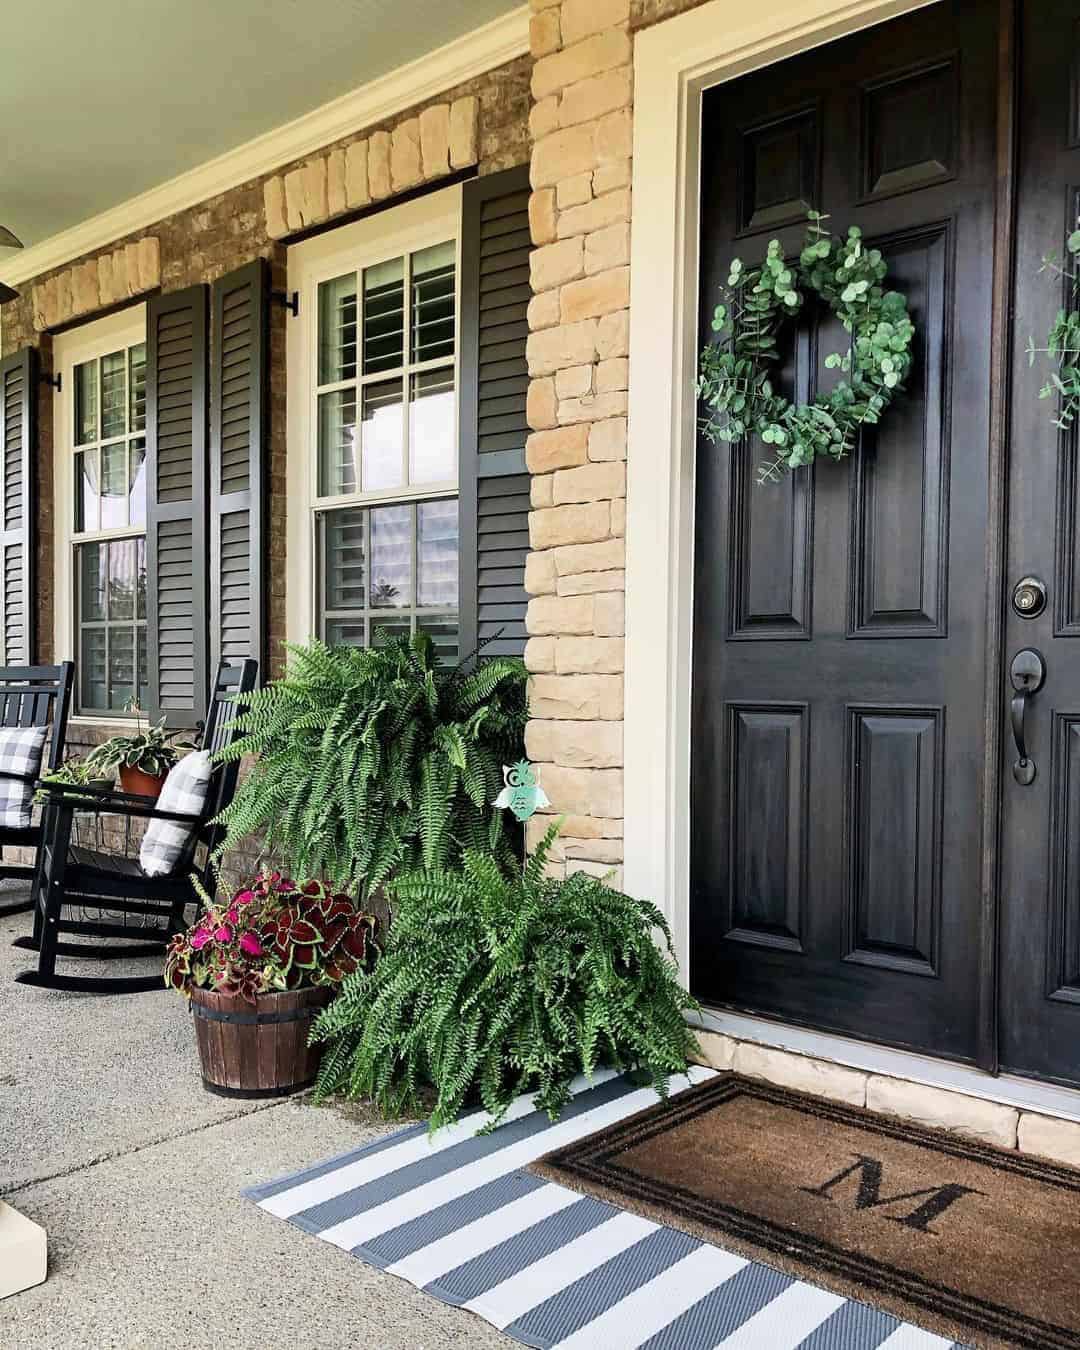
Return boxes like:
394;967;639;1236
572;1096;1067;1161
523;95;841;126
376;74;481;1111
0;0;521;248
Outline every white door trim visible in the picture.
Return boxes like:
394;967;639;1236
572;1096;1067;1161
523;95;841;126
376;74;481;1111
622;0;940;978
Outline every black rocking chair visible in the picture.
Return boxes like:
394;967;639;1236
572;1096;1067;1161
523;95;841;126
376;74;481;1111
0;662;75;920
15;660;258;994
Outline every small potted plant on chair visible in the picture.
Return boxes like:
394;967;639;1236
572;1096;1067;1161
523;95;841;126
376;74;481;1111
165;872;377;1098
86;699;194;800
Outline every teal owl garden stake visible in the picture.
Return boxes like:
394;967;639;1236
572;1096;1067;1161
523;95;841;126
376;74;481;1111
493;760;550;823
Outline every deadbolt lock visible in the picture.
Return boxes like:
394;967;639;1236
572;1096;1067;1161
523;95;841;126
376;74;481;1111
1012;575;1047;619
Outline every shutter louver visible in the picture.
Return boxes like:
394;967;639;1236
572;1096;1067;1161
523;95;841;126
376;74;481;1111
210;259;268;678
459;165;531;659
0;350;37;666
145;286;209;727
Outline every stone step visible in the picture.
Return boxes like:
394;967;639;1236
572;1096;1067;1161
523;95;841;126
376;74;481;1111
0;1201;46;1299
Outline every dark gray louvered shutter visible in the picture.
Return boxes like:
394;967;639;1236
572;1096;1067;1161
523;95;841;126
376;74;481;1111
209;259;268;679
0;349;37;665
145;286;209;727
458;165;531;659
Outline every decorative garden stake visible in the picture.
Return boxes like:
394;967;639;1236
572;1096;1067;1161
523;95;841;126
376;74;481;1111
494;759;550;823
697;211;916;484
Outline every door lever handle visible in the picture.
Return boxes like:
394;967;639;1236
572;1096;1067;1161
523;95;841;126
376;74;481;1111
1009;648;1046;785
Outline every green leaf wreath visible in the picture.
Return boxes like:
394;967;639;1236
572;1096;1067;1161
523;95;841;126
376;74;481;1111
311;823;702;1133
1026;226;1080;431
697;213;916;484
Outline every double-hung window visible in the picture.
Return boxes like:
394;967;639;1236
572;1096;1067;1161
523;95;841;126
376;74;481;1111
69;335;148;714
309;212;460;659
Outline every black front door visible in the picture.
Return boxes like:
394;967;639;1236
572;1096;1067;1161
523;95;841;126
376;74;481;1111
692;1;1014;1067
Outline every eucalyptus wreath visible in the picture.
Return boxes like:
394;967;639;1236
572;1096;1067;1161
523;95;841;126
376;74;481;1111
697;212;916;484
1026;225;1080;432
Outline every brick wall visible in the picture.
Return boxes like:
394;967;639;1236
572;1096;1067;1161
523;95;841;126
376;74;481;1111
0;54;532;684
521;0;636;885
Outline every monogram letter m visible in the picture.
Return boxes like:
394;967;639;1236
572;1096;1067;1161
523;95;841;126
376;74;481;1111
800;1154;979;1234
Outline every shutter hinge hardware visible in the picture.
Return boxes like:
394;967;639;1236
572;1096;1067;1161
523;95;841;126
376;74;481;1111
40;372;61;393
272;290;299;318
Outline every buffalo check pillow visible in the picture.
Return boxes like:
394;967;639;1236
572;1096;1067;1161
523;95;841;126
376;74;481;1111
139;750;214;878
0;725;49;829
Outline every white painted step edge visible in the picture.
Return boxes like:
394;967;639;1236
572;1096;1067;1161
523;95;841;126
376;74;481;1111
0;1201;46;1299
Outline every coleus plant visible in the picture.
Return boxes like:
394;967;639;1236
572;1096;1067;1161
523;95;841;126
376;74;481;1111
165;872;377;1003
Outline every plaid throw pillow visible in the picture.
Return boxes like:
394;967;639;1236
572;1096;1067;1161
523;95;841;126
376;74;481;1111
139;750;214;878
0;725;49;829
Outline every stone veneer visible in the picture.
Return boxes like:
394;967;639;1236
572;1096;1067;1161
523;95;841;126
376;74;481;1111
521;0;635;883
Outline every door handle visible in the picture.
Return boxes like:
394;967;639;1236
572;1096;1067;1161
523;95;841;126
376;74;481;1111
1010;647;1046;785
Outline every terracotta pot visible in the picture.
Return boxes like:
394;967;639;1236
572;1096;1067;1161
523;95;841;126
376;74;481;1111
190;985;333;1099
119;764;167;799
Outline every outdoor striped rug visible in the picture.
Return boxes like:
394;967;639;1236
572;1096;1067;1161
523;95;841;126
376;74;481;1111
247;1068;969;1349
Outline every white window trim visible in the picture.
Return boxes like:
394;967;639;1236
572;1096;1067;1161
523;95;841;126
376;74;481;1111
52;304;147;727
623;0;938;979
286;184;464;646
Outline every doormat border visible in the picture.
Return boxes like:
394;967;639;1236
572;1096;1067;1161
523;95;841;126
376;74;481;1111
529;1073;1080;1350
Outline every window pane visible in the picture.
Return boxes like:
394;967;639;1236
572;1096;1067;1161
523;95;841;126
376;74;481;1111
361;379;404;492
411;241;455;363
417;614;458;662
317;389;358;497
323;507;365;611
74;450;99;532
363;257;404;374
74;360;98;446
100;441;127;529
129;344;146;432
100;349;126;439
108;538;137;620
409;368;455;483
371;615;411;645
110;627;136;710
137;624;148;712
79;542;105;621
318;273;358;384
369;504;411;609
129;438;147;525
80;629;108;711
417;499;459;608
325;619;367;648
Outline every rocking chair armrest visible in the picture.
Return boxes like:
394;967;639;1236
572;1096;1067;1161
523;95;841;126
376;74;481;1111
35;781;205;825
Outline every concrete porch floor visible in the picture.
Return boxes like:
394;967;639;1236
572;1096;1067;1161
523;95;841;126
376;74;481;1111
0;902;509;1349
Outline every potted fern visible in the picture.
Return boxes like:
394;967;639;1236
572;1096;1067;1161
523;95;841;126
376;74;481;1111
212;632;528;897
311;824;702;1132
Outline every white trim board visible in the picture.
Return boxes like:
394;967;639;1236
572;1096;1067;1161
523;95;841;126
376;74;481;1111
622;0;940;979
0;7;528;291
696;1007;1080;1125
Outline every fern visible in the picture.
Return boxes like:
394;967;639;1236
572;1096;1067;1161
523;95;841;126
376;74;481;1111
212;631;527;894
312;823;703;1133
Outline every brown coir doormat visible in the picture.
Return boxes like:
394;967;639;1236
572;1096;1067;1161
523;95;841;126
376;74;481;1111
528;1074;1080;1350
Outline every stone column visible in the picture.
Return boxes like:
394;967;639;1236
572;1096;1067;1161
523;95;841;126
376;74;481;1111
524;0;633;885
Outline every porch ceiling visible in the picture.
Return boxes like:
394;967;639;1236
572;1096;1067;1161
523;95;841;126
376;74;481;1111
0;0;521;250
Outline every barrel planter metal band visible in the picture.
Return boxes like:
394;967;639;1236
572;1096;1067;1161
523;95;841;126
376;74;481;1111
189;985;333;1099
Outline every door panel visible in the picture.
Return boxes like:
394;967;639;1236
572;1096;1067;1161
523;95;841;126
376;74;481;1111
998;0;1080;1087
692;0;999;1061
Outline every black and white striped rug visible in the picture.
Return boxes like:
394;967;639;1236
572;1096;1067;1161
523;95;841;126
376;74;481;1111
247;1068;967;1348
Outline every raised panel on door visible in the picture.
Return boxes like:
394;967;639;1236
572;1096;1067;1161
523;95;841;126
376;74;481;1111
691;0;997;1063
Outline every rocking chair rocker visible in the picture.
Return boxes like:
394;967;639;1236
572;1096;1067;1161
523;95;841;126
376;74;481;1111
15;660;257;994
0;663;75;920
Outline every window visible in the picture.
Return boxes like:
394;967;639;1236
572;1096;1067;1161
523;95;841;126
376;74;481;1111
71;340;148;713
312;235;459;658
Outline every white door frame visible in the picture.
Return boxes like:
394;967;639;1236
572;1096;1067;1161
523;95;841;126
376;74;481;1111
622;0;940;978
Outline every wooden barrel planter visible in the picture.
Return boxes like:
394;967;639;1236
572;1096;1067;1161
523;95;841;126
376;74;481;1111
190;986;333;1098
